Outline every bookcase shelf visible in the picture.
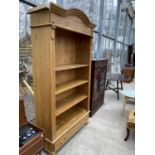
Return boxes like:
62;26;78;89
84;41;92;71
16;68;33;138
56;79;88;95
56;106;88;138
56;94;87;116
56;64;88;71
29;2;95;154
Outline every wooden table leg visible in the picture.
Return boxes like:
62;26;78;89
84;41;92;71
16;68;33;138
124;128;130;141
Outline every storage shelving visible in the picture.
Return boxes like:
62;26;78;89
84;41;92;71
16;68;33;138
56;106;88;137
56;79;88;95
56;64;89;71
56;94;88;116
28;3;95;155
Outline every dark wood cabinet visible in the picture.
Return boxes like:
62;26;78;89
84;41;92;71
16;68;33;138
90;59;108;116
19;99;45;155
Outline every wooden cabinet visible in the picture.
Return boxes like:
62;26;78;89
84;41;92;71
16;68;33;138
19;100;44;155
90;59;108;116
121;66;135;82
28;3;95;155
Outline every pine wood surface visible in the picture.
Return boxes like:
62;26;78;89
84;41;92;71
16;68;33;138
28;2;95;154
128;110;135;128
54;113;88;151
56;64;88;71
56;94;87;116
56;106;88;138
56;79;88;95
31;26;56;140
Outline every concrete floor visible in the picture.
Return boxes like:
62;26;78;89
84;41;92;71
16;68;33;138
24;80;135;155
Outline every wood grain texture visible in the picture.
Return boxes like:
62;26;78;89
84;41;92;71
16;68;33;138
90;59;108;116
54;113;88;151
56;94;87;116
50;3;96;28
56;79;88;95
29;3;95;154
56;64;88;71
51;13;92;36
31;26;55;140
19;99;27;127
56;106;88;138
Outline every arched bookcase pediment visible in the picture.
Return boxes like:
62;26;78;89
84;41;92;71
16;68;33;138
28;3;96;36
50;3;96;29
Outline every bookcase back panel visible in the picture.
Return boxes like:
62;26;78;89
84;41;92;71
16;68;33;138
77;98;88;110
56;83;88;101
75;35;91;64
56;69;76;85
56;105;87;137
75;83;88;95
56;88;76;102
75;67;89;80
55;28;91;65
56;67;89;85
55;29;76;65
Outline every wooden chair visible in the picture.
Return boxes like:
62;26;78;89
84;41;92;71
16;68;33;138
124;110;135;141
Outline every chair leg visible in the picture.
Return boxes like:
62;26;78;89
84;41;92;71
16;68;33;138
124;128;130;141
105;80;109;90
117;80;119;100
121;81;123;90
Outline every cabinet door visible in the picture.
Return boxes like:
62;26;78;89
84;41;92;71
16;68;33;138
91;96;104;116
100;63;107;92
92;61;107;101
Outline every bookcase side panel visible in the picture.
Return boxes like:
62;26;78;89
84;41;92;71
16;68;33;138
30;10;50;26
31;26;56;141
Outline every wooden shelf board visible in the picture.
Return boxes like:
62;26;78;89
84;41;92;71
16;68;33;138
56;79;88;95
56;94;87;116
56;106;88;138
56;64;88;71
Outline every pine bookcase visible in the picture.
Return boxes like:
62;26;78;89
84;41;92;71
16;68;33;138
28;3;95;155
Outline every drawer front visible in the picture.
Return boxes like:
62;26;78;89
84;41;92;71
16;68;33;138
54;114;88;151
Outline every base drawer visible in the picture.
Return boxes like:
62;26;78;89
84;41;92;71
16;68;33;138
54;114;89;151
